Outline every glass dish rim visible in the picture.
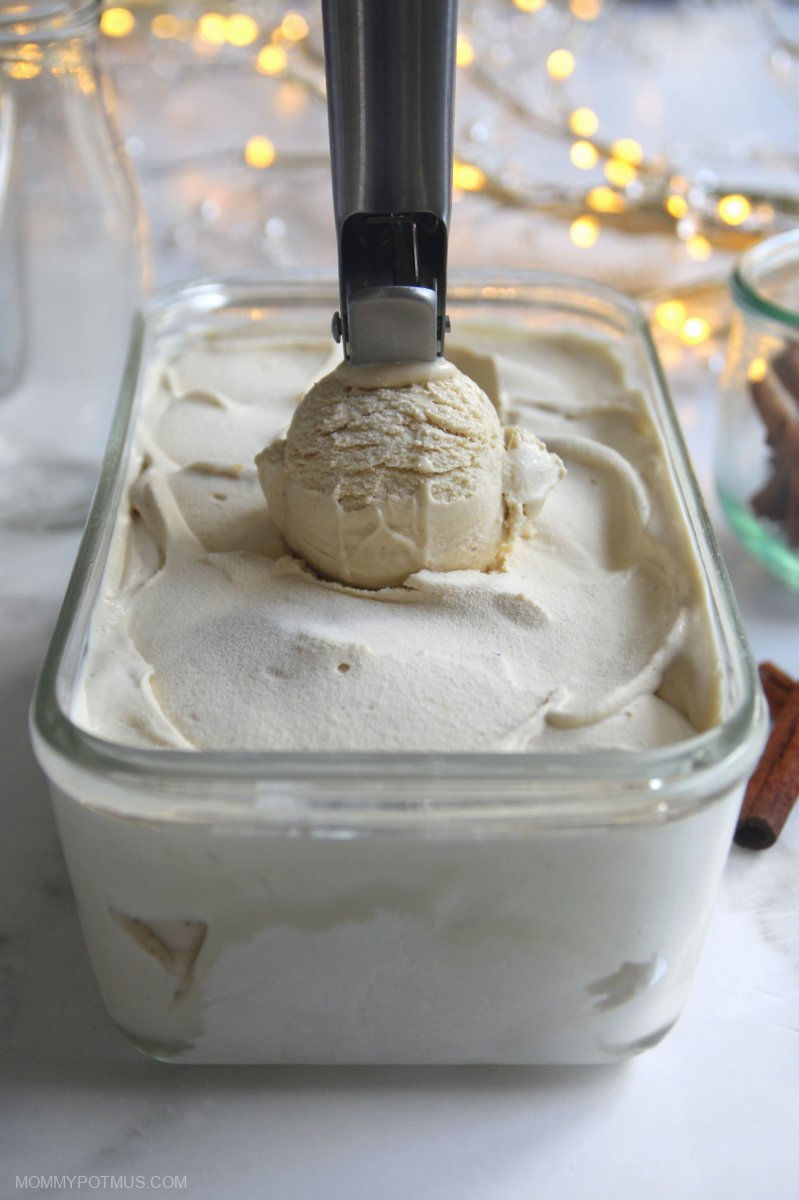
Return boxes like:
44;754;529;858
0;0;100;42
30;268;766;824
731;228;799;331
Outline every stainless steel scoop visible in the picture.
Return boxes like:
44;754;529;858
321;0;457;365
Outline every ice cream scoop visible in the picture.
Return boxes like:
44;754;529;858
257;358;563;589
260;0;564;589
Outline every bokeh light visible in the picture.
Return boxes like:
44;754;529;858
244;135;276;168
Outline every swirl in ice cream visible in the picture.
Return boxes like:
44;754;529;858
72;320;722;753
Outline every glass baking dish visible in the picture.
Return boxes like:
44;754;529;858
31;273;766;1065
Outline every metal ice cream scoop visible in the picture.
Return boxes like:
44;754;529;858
321;0;457;365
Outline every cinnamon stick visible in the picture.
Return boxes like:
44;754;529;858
735;666;799;849
758;660;793;720
771;343;799;409
750;375;794;445
747;352;799;546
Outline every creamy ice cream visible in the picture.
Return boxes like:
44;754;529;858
257;358;561;588
71;319;723;753
36;290;765;1068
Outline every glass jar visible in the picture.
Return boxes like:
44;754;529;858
0;0;145;529
716;229;799;590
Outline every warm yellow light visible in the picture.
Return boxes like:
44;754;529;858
226;14;259;46
198;12;227;44
587;186;625;214
18;41;41;61
100;7;135;37
76;65;96;94
653;300;687;332
570;216;599;248
680;316;711;345
546;49;575;79
280;11;309;41
570;140;599;170
7;58;41;79
570;0;602;17
513;0;546;11
747;357;768;382
456;33;475;67
481;286;518;300
604;158;637;187
610;138;643;165
685;234;712;261
665;194;688;219
276;80;308;117
256;43;288;74
452;159;485;191
717;193;752;226
244;135;276;169
569;107;598;137
151;13;181;39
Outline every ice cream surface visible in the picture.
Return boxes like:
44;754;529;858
73;317;723;753
257;358;562;588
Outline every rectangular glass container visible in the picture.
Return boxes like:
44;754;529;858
31;274;767;1065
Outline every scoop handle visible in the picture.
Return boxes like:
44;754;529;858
322;0;456;228
321;0;457;363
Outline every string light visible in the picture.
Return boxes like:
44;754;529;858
717;193;752;226
256;44;288;75
456;33;475;67
570;141;599;169
610;138;644;165
280;12;309;41
546;49;575;79
100;7;135;37
570;216;599;247
680;316;711;345
569;107;598;137
197;12;227;45
665;194;688;218
151;13;181;39
685;234;712;261
604;158;636;187
226;15;259;47
453;159;485;191
570;0;602;18
654;300;687;332
244;135;276;168
747;357;768;381
587;186;625;213
98;2;785;280
276;81;308;116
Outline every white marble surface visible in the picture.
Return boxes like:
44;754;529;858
1;356;798;1200
2;0;799;1187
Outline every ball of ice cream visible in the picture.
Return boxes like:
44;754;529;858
257;359;563;589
